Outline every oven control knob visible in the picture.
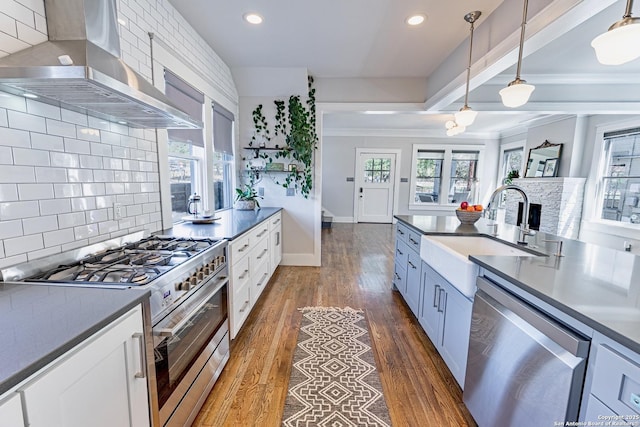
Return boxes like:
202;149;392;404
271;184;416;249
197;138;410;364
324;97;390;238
197;270;204;280
203;265;210;275
175;282;181;291
189;276;198;288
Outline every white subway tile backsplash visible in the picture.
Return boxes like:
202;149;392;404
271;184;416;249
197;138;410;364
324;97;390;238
0;30;30;54
46;119;76;138
33;11;45;33
87;117;111;131
17;183;53;200
0;108;7;127
114;171;131;182
122;159;139;171
67;168;93;183
0;184;18;202
43;228;75;247
124;183;141;194
27;246;62;262
111;146;130;158
77;127;101;142
57;211;85;229
95;195;116;209
31;133;64;151
134;193;149;204
86;209;108;224
133;172;145;182
98;220;119;235
0;253;27;269
4;233;43;257
74;224;99;240
105;183;125;194
0;165;35;183
109;122;129;135
15;21;46;44
60;109;88;126
127;204;142;216
15;0;45;18
79;155;103;169
142;203;157;214
39;198;71;215
34;166;66;183
0;92;26;112
104;158;123;170
22;214;57;234
0;13;17;37
100;131;121;146
90;141;112;157
115;194;134;205
0;146;12;164
50;151;79;168
0;127;30;147
53;183;82;198
93;170;114;182
0;200;39;220
70;197;96;212
8;110;46;133
13;147;49;166
82;183;106;196
60;239;88;252
0;219;23;239
63;138;91;155
26;100;61;120
120;135;137;148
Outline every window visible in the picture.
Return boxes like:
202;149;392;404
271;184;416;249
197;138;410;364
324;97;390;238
413;150;444;203
165;70;205;223
410;144;483;208
364;158;391;183
599;128;640;224
212;103;235;211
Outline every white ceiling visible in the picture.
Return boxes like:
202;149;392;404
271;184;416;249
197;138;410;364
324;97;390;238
169;0;640;137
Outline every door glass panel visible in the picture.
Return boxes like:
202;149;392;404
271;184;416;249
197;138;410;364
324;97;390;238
363;157;391;183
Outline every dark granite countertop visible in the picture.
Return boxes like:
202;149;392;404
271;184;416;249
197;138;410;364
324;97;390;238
395;214;640;354
159;207;282;240
0;284;149;395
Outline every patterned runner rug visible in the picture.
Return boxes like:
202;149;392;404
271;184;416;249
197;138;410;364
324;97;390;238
282;307;392;427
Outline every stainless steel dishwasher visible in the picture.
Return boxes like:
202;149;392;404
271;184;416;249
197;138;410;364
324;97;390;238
463;276;590;427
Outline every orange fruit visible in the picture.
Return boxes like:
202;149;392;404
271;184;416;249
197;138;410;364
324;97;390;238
474;204;483;211
466;206;475;212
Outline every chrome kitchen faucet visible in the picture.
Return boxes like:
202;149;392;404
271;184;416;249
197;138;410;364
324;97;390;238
485;184;535;245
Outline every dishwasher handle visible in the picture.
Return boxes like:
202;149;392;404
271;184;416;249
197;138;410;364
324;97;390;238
476;276;589;358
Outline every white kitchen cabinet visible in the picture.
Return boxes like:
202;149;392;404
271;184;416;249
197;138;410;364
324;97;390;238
19;305;149;427
228;213;282;338
420;262;472;388
0;393;24;427
269;212;282;275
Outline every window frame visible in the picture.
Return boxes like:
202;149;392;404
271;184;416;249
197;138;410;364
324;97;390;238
409;143;485;210
498;140;526;185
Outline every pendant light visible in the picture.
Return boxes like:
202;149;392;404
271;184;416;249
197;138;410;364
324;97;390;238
591;0;640;65
446;120;465;136
499;0;535;108
455;11;482;127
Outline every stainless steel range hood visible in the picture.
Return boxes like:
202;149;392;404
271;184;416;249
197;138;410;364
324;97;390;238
0;0;202;129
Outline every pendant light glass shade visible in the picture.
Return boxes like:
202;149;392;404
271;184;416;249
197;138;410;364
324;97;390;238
445;120;465;136
591;15;640;65
499;79;535;108
454;107;478;127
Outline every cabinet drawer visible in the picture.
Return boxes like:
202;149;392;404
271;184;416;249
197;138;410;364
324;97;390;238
584;394;617;423
393;262;407;294
269;212;282;232
250;237;270;277
395;240;409;266
251;259;271;305
396;223;409;243
407;229;422;253
250;221;270;244
591;344;640;416
232;280;252;336
232;256;250;291
230;232;251;263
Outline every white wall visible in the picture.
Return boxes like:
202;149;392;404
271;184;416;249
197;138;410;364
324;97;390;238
322;134;499;221
0;0;237;267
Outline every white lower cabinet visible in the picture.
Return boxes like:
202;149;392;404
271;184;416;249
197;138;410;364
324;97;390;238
0;305;149;427
0;393;24;427
419;262;472;388
229;212;282;338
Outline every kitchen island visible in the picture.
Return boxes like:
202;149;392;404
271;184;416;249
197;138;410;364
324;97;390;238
396;214;640;424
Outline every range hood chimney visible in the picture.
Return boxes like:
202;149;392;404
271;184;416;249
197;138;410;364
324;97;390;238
0;0;202;129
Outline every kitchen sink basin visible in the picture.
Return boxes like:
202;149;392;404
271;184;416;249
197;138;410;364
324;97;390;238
420;235;538;298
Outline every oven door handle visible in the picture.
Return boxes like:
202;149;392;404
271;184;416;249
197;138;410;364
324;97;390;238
153;275;228;337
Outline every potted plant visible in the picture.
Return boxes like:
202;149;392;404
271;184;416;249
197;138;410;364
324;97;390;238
235;184;262;210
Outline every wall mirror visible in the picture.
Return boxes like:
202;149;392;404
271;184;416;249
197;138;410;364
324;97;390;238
525;140;563;178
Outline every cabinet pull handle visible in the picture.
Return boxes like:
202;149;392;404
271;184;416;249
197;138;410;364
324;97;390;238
238;243;250;252
409;237;418;245
437;288;446;313
396;248;403;255
239;300;250;313
276;231;280;246
394;272;400;280
257;248;268;260
398;229;404;235
408;261;416;269
433;284;440;308
238;269;249;280
273;218;281;225
256;272;268;287
257;229;268;238
132;332;146;379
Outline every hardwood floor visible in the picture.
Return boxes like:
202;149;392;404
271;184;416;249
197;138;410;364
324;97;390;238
193;223;476;426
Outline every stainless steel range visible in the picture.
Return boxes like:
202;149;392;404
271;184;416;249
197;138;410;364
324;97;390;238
0;231;230;427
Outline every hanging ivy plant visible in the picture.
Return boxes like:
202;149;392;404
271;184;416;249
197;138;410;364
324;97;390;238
250;104;270;147
274;100;287;136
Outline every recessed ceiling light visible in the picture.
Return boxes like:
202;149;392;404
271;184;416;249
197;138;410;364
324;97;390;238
406;14;426;26
244;13;263;25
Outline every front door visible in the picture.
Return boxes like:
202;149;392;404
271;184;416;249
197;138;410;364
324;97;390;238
354;150;398;223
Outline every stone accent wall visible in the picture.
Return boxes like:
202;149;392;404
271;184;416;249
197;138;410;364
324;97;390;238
504;178;586;239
